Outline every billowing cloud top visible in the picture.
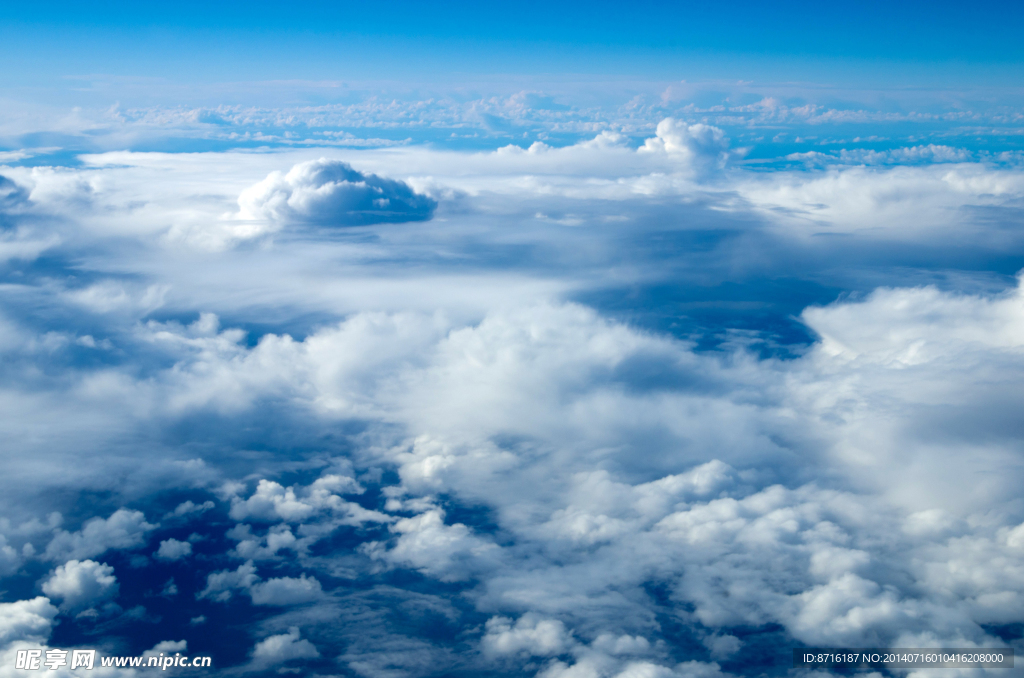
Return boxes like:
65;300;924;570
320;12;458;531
238;158;437;227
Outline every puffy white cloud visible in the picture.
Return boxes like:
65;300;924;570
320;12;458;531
0;597;58;646
639;119;732;175
249;575;323;606
228;474;366;523
227;523;302;560
44;509;156;561
238;159;437;227
197;561;259;602
369;509;500;582
251;626;319;664
41;560;119;611
155;538;191;561
482;615;573;657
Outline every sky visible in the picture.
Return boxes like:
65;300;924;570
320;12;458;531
2;4;1024;678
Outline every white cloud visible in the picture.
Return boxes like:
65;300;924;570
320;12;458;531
10;271;1024;663
198;561;323;606
238;159;437;227
788;145;973;167
228;475;364;523
482;615;573;657
639;119;732;175
198;561;259;602
167;500;215;518
41;560;119;611
251;627;319;665
0;597;58;646
227;523;302;560
371;509;500;582
249;575;323;606
45;509;156;561
155;538;192;561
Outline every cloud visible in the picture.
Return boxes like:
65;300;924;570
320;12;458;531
228;475;366;523
155;538;191;561
198;562;322;606
0;598;58;646
787;145;973;167
0;536;18;576
251;626;319;665
44;509;157;561
41;560;119;611
166;500;215;519
197;561;259;602
248;575;323;606
0;176;29;215
238;159;437;227
3;119;1024;678
366;508;500;583
639;119;732;175
482;615;573;657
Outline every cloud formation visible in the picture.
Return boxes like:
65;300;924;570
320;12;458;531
41;560;119;612
0;122;1023;677
251;627;319;665
238;158;437;227
639;119;733;175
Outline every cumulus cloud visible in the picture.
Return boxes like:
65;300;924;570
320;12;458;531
41;560;119;611
248;575;323;606
228;475;365;523
251;627;319;665
44;509;156;561
198;561;322;606
0;597;58;646
155;538;191;560
368;508;500;582
639;119;733;175
238;159;437;227
197;561;259;602
482;615;573;657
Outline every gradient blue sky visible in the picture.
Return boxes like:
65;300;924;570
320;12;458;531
3;0;1023;83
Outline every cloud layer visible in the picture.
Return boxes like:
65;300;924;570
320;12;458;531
238;158;437;227
0;120;1023;677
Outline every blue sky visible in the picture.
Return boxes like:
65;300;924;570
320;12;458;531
1;4;1024;678
4;0;1023;64
4;0;1024;91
